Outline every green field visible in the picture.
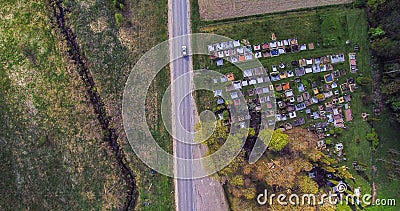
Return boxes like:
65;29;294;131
65;0;174;210
0;0;128;209
191;3;399;210
0;0;174;210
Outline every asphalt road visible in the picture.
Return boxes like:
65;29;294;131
170;0;196;210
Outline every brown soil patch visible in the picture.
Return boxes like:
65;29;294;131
198;0;353;20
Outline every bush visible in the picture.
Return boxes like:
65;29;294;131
366;128;379;150
354;0;366;8
356;76;372;86
115;13;123;26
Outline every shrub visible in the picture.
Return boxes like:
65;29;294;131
115;13;123;26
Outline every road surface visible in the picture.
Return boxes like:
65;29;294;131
169;0;196;210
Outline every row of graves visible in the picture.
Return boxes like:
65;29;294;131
272;53;355;132
269;54;345;82
212;67;276;129
349;53;358;73
314;53;359;155
208;36;314;66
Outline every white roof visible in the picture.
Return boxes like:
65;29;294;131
243;69;253;77
289;111;297;119
208;44;215;52
224;50;230;57
245;53;253;60
284;40;289;46
216;43;224;50
214;90;222;97
233;40;240;47
230;92;238;99
233;82;242;90
220;76;227;82
231;56;238;63
286;90;294;97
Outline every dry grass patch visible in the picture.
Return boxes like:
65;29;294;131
198;0;353;20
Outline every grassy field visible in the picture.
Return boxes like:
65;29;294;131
0;0;128;209
191;3;399;210
65;0;174;210
0;0;174;210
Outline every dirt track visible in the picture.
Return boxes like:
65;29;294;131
198;0;353;20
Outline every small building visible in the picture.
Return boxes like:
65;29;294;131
285;90;294;97
214;89;222;97
313;88;319;95
282;82;290;90
230;92;238;99
226;73;235;81
289;111;297;119
296;102;306;111
262;43;269;50
216;59;224;66
345;109;353;122
324;73;334;83
233;40;241;47
295;67;305;76
298;83;305;92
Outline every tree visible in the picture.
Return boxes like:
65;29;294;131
391;101;400;112
222;110;229;119
296;175;319;194
382;81;400;95
356;76;372;86
366;128;379;150
371;37;400;59
248;128;255;137
230;175;244;186
115;13;123;26
334;127;343;135
368;27;385;39
267;129;289;151
335;166;355;180
316;93;325;101
353;0;366;8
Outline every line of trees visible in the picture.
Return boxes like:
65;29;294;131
365;0;400;123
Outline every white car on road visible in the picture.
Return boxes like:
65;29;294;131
182;45;187;56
